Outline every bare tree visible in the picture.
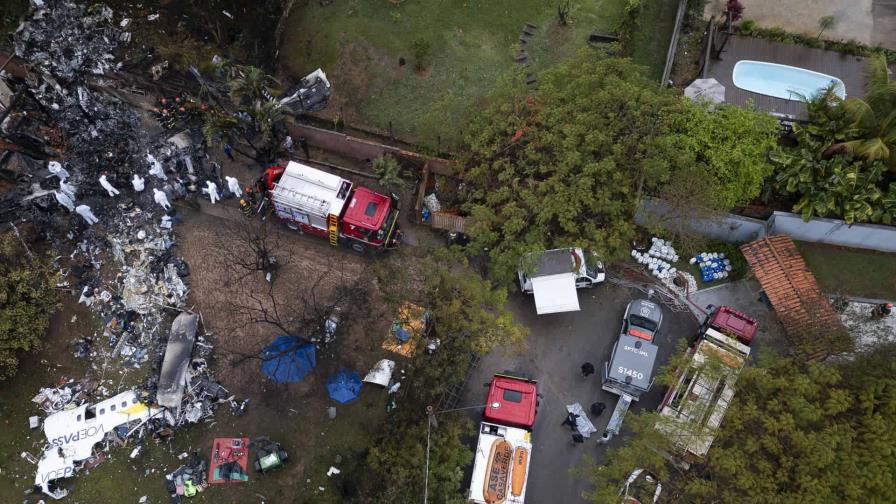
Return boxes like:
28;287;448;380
213;217;289;285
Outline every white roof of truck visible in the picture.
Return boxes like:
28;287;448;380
270;161;352;218
532;274;580;314
656;328;751;459
469;422;531;504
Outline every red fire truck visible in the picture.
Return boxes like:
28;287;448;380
264;161;401;253
468;374;538;504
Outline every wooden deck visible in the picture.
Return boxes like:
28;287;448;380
705;35;868;120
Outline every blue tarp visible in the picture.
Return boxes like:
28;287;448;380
261;336;316;384
326;369;363;403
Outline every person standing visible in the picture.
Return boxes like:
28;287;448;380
48;161;70;181
590;402;606;417
223;143;235;161
54;191;75;212
581;362;595;377
282;135;294;155
99;173;120;197
132;174;145;192
299;136;310;159
153;188;171;210
75;204;98;225
225;176;242;197
205;180;220;204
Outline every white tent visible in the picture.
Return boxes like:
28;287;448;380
532;275;580;315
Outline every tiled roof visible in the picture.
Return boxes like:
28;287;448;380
740;235;852;361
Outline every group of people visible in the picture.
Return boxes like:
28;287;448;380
50;154;235;226
561;362;607;445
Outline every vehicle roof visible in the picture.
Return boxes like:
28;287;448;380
468;422;532;504
343;186;390;229
709;306;758;344
627;299;663;327
270;161;351;218
608;334;659;392
484;375;538;429
523;248;584;277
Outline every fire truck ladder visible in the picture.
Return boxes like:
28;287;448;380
327;214;338;246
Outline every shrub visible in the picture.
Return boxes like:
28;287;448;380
411;38;431;71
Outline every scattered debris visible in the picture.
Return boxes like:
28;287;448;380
326;466;341;477
251;437;289;473
165;452;208;502
363;359;395;387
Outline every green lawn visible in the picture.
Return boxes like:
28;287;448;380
795;241;896;299
629;0;681;80
279;0;629;148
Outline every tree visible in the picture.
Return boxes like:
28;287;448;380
360;253;527;502
838;54;896;167
0;231;60;379
583;347;896;503
817;15;837;40
771;80;896;224
373;154;406;192
227;64;279;105
458;53;778;283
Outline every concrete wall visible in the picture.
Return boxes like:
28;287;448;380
637;198;896;252
771;212;896;252
703;0;875;46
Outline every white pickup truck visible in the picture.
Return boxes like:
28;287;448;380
517;248;605;315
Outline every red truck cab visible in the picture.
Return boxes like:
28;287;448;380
483;374;538;430
703;306;757;345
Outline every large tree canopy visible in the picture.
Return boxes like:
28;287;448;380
583;347;896;503
458;52;778;283
0;232;59;379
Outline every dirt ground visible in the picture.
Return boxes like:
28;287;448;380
0;162;419;503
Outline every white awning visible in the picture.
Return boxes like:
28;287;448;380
532;274;580;314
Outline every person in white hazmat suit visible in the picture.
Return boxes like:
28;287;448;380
99;173;120;197
75;204;99;225
225;176;241;197
54;191;75;211
132;174;145;192
146;152;167;180
204;180;220;204
153;188;171;210
48;161;70;181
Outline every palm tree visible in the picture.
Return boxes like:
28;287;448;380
816;15;836;40
250;100;289;147
373;155;406;191
228;65;279;105
837;55;896;168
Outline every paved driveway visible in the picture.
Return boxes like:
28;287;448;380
460;283;699;503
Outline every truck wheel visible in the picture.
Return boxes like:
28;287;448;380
351;242;366;254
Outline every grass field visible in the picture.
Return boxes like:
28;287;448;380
279;0;671;148
795;241;896;300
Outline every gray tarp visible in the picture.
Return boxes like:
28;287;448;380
157;312;198;409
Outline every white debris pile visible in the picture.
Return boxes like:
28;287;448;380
631;237;679;280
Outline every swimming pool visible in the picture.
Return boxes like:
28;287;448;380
733;60;846;101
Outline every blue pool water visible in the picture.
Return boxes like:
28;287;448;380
733;60;846;101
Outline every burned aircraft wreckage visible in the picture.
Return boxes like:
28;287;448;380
2;1;268;498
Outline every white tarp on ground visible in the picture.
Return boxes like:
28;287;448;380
363;359;395;387
566;402;597;438
532;274;580;314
